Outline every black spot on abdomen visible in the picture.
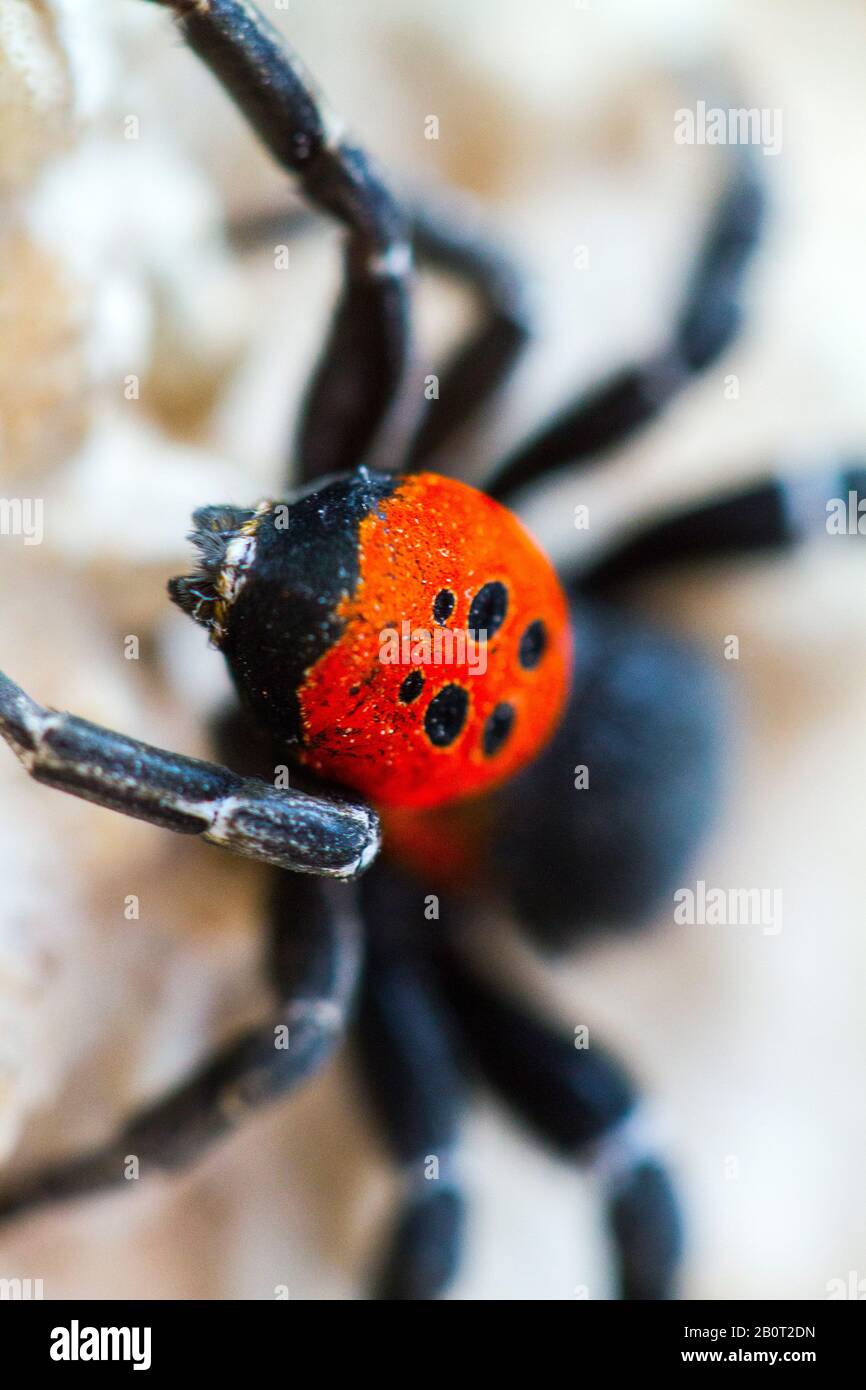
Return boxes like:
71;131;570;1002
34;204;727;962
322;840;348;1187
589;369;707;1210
469;581;508;640
425;684;469;747
433;589;455;625
399;669;424;703
518;619;547;669
482;701;515;756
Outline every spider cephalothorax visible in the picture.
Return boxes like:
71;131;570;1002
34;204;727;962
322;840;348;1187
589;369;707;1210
171;468;571;808
1;0;858;1302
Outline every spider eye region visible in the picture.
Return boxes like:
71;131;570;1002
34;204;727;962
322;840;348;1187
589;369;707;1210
173;468;571;810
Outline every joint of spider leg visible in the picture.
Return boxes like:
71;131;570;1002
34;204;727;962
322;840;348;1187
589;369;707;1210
397;1149;462;1200
0;674;45;761
365;241;413;281
589;1109;664;1195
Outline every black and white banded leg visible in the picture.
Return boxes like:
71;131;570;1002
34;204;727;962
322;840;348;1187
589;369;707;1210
439;947;682;1300
486;133;767;503
0;671;379;878
355;866;466;1300
0;875;360;1222
578;462;866;594
145;0;412;484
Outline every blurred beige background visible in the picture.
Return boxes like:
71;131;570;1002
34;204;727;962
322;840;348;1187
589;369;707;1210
1;0;865;1298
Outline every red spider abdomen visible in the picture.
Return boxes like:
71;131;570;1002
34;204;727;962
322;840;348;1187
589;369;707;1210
296;473;571;810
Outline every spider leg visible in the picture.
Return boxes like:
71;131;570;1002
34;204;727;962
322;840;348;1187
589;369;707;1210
577;461;866;594
354;865;466;1300
403;196;534;470
145;0;411;484
226;193;534;474
0;670;379;878
485;135;766;503
0;875;360;1223
439;945;682;1300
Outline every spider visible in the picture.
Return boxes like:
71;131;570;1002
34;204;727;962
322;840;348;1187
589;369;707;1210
0;0;857;1300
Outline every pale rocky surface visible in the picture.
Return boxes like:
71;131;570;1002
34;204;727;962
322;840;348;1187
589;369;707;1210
0;0;865;1299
